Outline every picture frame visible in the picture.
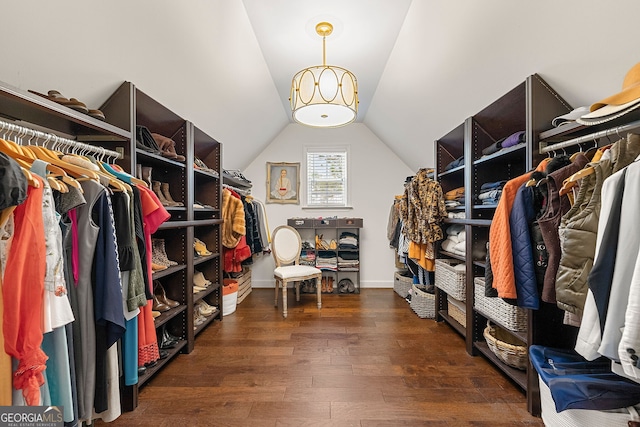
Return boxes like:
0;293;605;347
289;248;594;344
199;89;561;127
266;162;300;204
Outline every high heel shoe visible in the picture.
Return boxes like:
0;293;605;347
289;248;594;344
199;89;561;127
194;270;212;288
193;238;212;256
154;280;180;308
161;182;184;207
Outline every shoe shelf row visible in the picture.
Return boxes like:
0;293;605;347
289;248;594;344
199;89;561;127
434;74;577;415
0;79;224;413
99;81;224;410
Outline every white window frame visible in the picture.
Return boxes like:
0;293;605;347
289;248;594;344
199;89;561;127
303;145;351;209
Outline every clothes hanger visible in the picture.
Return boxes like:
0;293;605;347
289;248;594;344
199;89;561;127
27;135;100;181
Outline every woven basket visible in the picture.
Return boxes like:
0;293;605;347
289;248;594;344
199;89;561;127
474;278;527;332
483;322;528;370
447;296;466;327
409;284;436;319
435;259;466;301
394;271;413;298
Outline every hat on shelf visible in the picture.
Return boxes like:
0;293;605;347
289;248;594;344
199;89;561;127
551;106;590;127
577;62;640;125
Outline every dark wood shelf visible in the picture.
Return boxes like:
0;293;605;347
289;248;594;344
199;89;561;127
153;305;187;328
473;260;487;268
474;341;527;390
193;283;221;302
194;168;220;180
473;204;497;210
473;309;528;343
138;339;188;387
439;250;466;261
194;253;221;266
152;264;187;280
438;164;464;178
136;149;187;168
438;310;467;338
474;142;526;165
194;311;220;335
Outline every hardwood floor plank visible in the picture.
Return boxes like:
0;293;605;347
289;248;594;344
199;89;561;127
95;289;543;426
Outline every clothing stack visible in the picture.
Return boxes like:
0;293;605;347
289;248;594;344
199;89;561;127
477;180;506;206
444;186;465;210
337;252;359;270
338;231;358;249
315;250;337;271
444;155;464;171
440;224;466;256
481;130;526;157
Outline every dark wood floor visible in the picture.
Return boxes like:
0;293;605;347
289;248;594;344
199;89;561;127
98;288;544;426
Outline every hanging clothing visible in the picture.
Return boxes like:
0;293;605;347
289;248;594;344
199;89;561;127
2;175;47;406
137;185;169;367
222;188;246;249
399;168;447;245
489;158;549;299
538;154;589;304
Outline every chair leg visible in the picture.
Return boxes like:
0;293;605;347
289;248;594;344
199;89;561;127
282;280;288;318
295;281;300;302
316;276;322;310
274;279;279;307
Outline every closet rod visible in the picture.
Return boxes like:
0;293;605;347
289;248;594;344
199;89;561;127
539;119;640;154
0;118;122;160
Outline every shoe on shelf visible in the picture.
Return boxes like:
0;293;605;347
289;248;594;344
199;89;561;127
151;262;167;271
199;300;218;314
152;181;177;206
154;280;180;308
194;270;212;288
152;294;171;312
193;285;207;294
194;238;212;256
152;239;178;267
161;182;184;207
152;310;161;318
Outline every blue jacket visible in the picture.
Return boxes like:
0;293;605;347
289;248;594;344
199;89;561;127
509;184;539;309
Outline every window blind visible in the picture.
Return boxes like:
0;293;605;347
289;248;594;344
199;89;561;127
306;150;347;206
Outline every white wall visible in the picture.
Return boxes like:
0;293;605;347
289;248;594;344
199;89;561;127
0;0;287;170
244;123;414;288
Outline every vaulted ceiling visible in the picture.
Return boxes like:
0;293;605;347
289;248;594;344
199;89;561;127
0;0;638;172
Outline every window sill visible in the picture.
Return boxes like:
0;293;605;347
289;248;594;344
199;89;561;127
302;206;354;210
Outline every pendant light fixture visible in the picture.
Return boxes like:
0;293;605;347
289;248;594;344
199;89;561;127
290;22;359;128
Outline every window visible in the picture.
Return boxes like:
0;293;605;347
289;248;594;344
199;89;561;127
305;147;348;207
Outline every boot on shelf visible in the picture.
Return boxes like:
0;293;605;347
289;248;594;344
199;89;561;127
141;166;152;187
152;181;172;206
154;280;180;308
152;238;178;267
161;182;184;207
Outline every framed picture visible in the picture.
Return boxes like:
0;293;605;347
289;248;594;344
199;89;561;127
266;162;300;204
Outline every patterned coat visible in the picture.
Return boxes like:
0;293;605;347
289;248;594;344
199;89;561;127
399;168;447;245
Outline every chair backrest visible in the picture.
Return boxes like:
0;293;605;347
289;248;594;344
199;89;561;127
271;225;301;267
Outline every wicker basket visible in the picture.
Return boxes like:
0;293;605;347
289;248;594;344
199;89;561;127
435;259;466;301
447;296;466;327
409;284;436;319
474;278;527;332
483;322;528;370
394;271;413;298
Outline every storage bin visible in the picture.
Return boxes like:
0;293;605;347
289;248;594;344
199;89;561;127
483;322;527;370
410;284;436;318
474;277;527;332
434;258;466;301
447;296;466;327
236;268;252;304
314;218;338;227
394;270;413;298
287;218;314;228
530;345;640;426
338;218;363;228
222;279;238;316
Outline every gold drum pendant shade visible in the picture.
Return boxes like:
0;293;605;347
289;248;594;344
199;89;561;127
290;22;358;128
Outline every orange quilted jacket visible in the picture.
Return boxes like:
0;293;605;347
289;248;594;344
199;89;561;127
489;159;549;299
